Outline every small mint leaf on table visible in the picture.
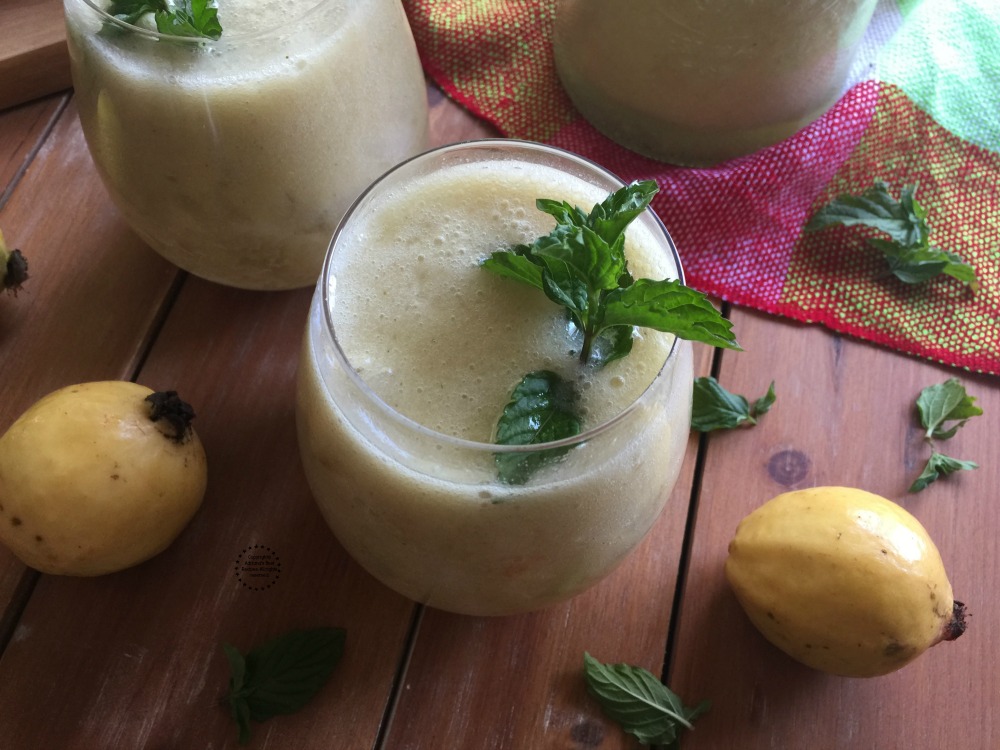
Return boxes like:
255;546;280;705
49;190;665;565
805;180;977;290
223;627;346;745
691;377;775;432
915;377;983;441
494;371;581;485
583;652;709;747
909;452;979;493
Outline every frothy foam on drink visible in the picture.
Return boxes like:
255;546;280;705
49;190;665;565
329;160;677;441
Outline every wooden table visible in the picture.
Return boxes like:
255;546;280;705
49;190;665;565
0;80;997;749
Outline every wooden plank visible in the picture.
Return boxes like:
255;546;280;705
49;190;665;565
666;309;1000;747
0;95;64;198
0;99;179;631
381;344;715;749
0;0;71;111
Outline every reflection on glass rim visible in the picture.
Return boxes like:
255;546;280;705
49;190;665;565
319;138;686;454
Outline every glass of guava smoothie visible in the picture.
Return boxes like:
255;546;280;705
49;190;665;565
63;0;429;290
295;139;694;616
553;0;877;166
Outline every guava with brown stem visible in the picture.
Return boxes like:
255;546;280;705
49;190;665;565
725;486;966;677
0;381;207;575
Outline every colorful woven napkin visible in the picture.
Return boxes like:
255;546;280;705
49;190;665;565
403;0;1000;375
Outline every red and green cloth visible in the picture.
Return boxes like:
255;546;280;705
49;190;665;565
402;0;1000;375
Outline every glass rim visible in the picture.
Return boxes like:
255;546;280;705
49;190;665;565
77;0;331;44
319;138;686;455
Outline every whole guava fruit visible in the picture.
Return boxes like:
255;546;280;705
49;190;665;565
725;486;966;677
0;381;207;575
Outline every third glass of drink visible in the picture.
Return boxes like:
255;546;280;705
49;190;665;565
297;140;736;616
64;0;429;289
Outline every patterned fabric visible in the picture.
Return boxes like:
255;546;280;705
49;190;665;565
403;0;1000;374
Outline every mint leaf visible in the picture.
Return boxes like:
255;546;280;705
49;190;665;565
494;371;581;485
601;278;741;352
480;250;545;290
156;0;222;39
691;377;775;432
909;452;979;493
806;180;927;246
583;652;709;747
223;643;251;745
105;0;222;39
916;378;983;441
481;181;739;366
806;181;977;289
106;0;161;25
223;627;345;745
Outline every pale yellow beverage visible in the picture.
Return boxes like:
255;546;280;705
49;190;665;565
296;141;693;616
553;0;877;166
64;0;429;289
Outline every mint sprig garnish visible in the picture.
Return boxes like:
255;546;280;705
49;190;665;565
485;181;740;484
805;180;978;289
481;180;740;367
493;371;581;485
105;0;223;40
583;652;709;748
908;378;981;493
223;627;346;745
691;377;775;432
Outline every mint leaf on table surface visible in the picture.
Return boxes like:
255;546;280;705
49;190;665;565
105;0;223;39
481;180;740;367
915;377;983;441
224;627;346;745
691;377;775;433
583;652;709;748
493;371;581;485
909;452;979;493
805;180;977;290
908;378;982;493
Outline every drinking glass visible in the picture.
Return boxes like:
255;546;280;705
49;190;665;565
553;0;878;166
296;140;694;616
64;0;429;289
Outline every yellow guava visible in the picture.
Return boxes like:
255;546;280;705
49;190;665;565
725;486;966;677
0;381;207;575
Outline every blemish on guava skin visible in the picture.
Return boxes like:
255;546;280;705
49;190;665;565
34;535;42;543
883;641;911;659
10;516;22;527
767;449;810;486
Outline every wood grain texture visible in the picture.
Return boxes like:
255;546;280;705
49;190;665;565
0;0;71;110
0;95;64;200
667;308;1000;748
